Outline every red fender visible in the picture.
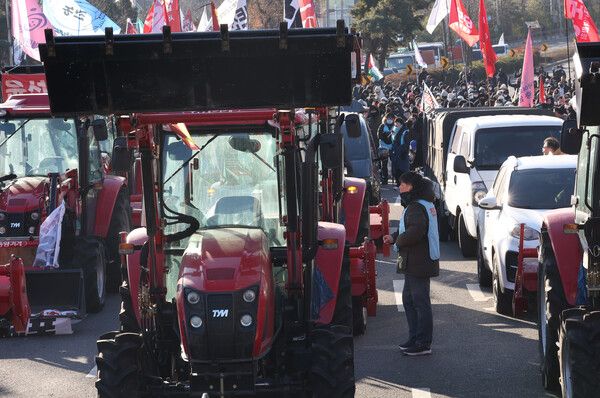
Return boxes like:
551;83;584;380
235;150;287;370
314;222;346;325
342;177;366;244
542;208;581;306
0;256;30;333
93;175;127;237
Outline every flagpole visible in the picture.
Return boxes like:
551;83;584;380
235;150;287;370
566;18;571;83
5;0;12;64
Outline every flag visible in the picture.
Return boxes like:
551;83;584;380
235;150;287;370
298;0;317;28
413;41;428;68
11;0;54;61
449;0;479;47
126;18;138;34
169;124;199;150
426;0;450;34
42;0;121;36
136;17;144;33
164;0;182;32
478;0;497;78
231;0;248;30
143;0;165;33
564;0;599;42
539;76;546;104
284;0;302;28
197;7;210;31
421;83;440;113
367;54;383;82
497;33;504;45
182;8;195;31
211;2;220;31
518;29;534;107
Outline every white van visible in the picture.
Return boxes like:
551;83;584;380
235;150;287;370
444;115;563;257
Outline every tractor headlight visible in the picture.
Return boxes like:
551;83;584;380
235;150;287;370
187;291;200;305
240;314;253;327
0;213;5;221
0;226;5;234
190;315;203;328
30;212;39;221
243;289;256;303
28;226;35;234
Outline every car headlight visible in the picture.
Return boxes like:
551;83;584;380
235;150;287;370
472;181;487;205
509;223;538;240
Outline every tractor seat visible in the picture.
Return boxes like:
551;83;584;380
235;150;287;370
207;195;263;228
37;156;66;173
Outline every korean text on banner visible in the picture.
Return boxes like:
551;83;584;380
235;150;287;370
11;0;54;61
42;0;121;36
564;0;599;42
1;74;47;100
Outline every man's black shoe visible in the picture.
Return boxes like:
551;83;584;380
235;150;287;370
399;340;415;350
401;345;431;356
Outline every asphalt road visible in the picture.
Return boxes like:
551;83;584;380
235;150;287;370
0;184;557;398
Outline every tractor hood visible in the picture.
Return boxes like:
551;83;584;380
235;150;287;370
0;176;46;213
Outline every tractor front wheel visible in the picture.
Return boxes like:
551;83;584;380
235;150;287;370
96;331;141;398
558;307;600;398
352;296;367;336
71;236;107;313
106;188;133;292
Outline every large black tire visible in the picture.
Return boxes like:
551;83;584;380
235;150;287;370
119;278;140;333
71;236;107;313
96;331;141;398
352;296;367;336
492;251;512;315
106;188;132;292
476;232;492;287
558;307;600;398
311;257;355;397
355;197;370;245
458;213;477;258
538;228;570;391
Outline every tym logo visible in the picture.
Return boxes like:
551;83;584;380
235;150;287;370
10;222;20;228
212;309;229;318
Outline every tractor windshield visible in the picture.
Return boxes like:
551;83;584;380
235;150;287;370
0;118;78;177
162;130;284;247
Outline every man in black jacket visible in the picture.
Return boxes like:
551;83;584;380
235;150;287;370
383;172;440;355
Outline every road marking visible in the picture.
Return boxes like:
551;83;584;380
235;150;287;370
393;279;405;312
412;387;431;398
86;365;97;378
466;283;492;301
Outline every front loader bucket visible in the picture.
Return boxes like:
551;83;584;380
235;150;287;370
25;269;84;315
40;24;358;115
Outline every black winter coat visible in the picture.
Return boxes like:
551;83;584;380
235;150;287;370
393;179;440;278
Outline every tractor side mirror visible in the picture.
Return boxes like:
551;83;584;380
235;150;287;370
560;119;582;155
112;137;133;173
453;155;470;174
344;114;362;139
229;135;261;153
319;133;342;169
92;119;108;141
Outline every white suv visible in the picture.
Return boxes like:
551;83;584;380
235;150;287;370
445;115;564;257
477;155;577;314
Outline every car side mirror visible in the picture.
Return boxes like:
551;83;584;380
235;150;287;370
92;119;108;141
478;196;500;210
453;155;470;174
112;136;133;173
560;119;582;155
344;114;362;139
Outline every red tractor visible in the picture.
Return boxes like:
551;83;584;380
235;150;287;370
41;24;362;396
0;91;131;335
536;42;600;397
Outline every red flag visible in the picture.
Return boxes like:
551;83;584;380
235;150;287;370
11;0;54;61
478;0;497;78
143;0;166;33
539;76;546;104
565;0;599;42
449;0;479;47
126;19;138;34
183;8;195;31
211;2;220;31
298;0;317;28
164;0;182;32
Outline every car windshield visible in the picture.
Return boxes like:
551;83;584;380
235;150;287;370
474;125;561;169
508;168;575;209
386;55;413;70
161;130;285;247
0;118;78;177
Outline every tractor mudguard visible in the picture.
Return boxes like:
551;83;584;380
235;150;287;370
342;177;366;244
176;227;274;359
542;208;581;306
314;222;346;325
93;175;127;238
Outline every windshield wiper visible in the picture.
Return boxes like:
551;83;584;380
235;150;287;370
0;119;31;150
164;133;223;185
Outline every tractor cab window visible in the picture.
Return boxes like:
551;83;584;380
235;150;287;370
161;130;284;248
0;118;78;178
86;124;104;182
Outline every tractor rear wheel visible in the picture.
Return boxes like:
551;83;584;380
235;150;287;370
106;188;132;292
71;236;107;313
96;331;141;398
458;213;477;257
119;278;139;333
352;296;367;336
558;308;600;398
538;228;569;391
310;257;354;397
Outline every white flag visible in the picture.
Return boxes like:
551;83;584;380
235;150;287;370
231;0;248;30
497;33;505;45
421;82;440;113
217;0;237;28
197;7;210;31
413;41;428;68
43;0;121;36
426;0;450;34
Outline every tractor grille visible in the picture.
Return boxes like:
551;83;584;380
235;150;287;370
6;213;25;237
207;294;235;358
505;251;518;283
